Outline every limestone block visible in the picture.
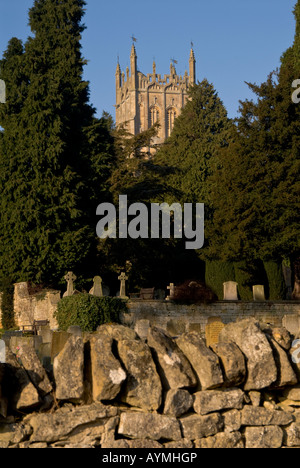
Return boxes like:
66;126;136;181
219;318;277;390
53;335;84;402
97;323;138;341
195;431;244;449
29;403;118;443
90;334;126;402
244;426;283;449
241;406;294;427
211;342;246;387
16;342;52;396
4;347;40;411
147;327;197;390
163;389;194;418
223;409;242;433
283;385;300;401
269;338;298;388
180;413;224;440
118;412;182;441
117;339;162;410
193;388;245;416
176;331;223;390
283;423;300;447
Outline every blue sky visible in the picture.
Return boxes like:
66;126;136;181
0;0;297;120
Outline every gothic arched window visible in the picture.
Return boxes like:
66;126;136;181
149;105;160;127
167;107;177;137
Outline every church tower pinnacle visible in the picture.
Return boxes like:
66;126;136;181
189;48;196;84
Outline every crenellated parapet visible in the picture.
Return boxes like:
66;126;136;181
115;47;196;150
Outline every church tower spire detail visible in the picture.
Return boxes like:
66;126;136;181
189;48;196;84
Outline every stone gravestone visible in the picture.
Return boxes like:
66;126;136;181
0;340;5;364
253;285;266;302
89;276;103;297
63;271;77;297
0;80;5;104
118;272;128;299
205;317;225;348
223;282;239;301
166;283;175;301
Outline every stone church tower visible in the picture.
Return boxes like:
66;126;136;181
115;45;196;147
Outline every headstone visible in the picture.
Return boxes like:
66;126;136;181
166;283;175;301
223;282;238;301
63;271;77;297
0;340;5;364
89;276;103;297
253;285;266;301
39;327;53;344
118;272;128;299
0;80;5;104
134;320;151;341
205;317;225;347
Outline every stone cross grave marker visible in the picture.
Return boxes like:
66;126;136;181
166;283;175;301
253;285;266;302
63;271;77;297
205;317;225;348
223;281;239;301
118;272;128;299
90;276;103;297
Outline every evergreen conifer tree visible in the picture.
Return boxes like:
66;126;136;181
154;80;232;208
207;1;300;297
0;0;112;287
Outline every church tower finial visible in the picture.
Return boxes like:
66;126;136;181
115;61;121;89
189;47;196;84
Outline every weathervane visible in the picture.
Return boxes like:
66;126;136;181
170;57;178;65
131;34;137;44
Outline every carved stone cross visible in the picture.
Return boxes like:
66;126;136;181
64;271;77;297
118;272;128;299
166;283;175;301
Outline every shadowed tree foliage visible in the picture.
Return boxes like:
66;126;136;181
0;0;115;288
206;1;300;298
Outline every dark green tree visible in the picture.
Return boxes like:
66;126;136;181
207;1;300;298
154;80;232;208
0;0;113;288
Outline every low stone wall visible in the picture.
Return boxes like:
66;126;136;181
123;300;300;338
1;319;300;448
1;282;299;336
0;283;60;330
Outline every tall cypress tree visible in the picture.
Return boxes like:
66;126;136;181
0;0;110;287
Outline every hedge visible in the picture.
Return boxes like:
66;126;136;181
54;293;128;332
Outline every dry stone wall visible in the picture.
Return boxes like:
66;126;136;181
1;319;300;448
